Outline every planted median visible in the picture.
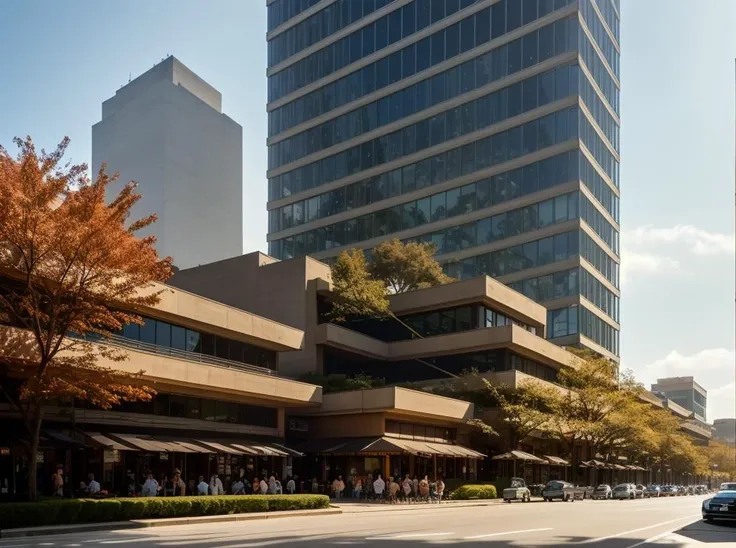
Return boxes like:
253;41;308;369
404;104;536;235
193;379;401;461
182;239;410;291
0;495;331;530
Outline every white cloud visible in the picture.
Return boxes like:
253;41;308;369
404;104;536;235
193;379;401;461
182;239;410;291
623;225;735;256
620;225;734;284
632;348;735;421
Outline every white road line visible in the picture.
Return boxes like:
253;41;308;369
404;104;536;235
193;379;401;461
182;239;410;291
464;527;553;540
625;531;672;548
578;515;701;544
365;532;454;540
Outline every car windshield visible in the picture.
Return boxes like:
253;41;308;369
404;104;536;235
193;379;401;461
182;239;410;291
719;483;736;491
596;485;609;489
613;485;628;491
510;479;525;488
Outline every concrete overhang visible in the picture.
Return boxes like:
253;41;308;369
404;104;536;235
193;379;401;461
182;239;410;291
315;323;579;371
388;276;547;335
133;282;305;352
296;386;474;423
0;325;322;407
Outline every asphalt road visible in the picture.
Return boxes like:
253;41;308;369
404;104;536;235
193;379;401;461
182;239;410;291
1;494;734;548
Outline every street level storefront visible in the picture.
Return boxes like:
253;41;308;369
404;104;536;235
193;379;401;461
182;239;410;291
0;425;303;498
294;435;484;489
288;386;483;492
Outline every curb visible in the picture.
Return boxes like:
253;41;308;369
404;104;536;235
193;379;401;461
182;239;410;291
336;500;504;512
0;508;342;539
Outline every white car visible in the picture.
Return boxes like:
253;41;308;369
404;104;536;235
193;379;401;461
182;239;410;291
612;483;636;500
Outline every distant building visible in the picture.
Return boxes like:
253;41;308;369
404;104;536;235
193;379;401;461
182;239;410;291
651;377;707;422
713;418;736;444
92;56;243;269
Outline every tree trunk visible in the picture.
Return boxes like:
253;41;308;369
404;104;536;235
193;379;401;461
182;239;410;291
25;406;43;501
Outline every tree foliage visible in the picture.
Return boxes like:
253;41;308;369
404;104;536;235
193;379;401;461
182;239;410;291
0;136;172;499
369;239;453;293
328;249;389;321
299;372;386;394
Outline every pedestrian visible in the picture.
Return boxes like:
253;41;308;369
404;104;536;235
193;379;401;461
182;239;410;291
51;466;64;497
172;472;186;496
311;477;319;494
210;473;224;495
231;477;245;495
142;472;159;497
412;476;419;500
402;475;412;503
269;475;277;494
274;476;283;494
388;476;400;504
260;476;268;494
373;474;385;502
286;476;296;494
435;476;445;504
419;476;430;502
252;477;260;494
197;475;209;495
86;473;101;495
353;477;363;499
332;475;345;500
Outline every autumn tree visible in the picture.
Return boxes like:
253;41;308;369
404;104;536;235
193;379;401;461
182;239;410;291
472;379;556;450
369;239;453;293
329;248;389;322
0;137;172;500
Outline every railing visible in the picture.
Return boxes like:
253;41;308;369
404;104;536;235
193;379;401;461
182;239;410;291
100;334;277;377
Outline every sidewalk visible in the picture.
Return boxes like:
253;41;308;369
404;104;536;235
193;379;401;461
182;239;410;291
334;499;504;513
0;508;342;539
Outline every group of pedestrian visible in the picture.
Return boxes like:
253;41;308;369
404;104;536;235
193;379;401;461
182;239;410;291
329;473;445;503
136;470;297;497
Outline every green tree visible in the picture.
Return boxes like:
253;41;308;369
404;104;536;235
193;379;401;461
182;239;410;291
472;379;556;450
329;249;389;322
369;239;453;293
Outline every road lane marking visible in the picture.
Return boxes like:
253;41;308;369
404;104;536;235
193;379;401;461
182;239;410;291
365;532;454;540
464;528;553;539
578;515;701;544
625;531;672;548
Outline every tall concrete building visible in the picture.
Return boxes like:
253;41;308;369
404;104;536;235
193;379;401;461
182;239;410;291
93;56;243;270
651;377;708;422
713;418;736;444
265;0;621;360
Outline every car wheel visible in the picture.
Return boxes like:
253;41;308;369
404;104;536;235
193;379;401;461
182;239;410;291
563;494;569;502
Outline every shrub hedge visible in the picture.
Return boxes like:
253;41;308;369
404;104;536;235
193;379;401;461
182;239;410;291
449;484;498;500
0;495;330;530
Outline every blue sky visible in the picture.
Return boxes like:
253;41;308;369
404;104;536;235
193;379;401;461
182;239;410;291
1;1;734;419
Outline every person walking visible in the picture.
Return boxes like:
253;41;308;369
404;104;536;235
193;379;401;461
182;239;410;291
259;476;268;494
412;476;419;501
402;475;412;503
172;471;186;496
435;476;445;504
353;477;363;499
419;476;430;502
268;475;277;494
332;475;345;500
142;473;159;497
252;477;260;494
197;475;209;495
210;473;224;495
388;476;400;504
373;474;385;502
51;466;64;497
286;476;296;494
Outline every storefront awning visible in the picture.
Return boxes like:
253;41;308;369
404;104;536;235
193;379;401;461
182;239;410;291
294;437;483;458
107;434;182;453
544;455;570;466
492;450;546;463
83;432;137;451
42;430;86;448
196;440;246;455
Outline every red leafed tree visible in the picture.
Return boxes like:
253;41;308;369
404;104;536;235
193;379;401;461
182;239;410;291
0;137;172;500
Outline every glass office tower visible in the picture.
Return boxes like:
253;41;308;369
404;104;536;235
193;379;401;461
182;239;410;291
266;0;620;359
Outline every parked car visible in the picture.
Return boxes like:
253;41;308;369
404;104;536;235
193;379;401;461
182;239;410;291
592;484;612;500
503;477;531;503
542;481;580;502
612;483;636;500
702;487;736;523
646;485;661;498
635;484;646;498
660;485;675;497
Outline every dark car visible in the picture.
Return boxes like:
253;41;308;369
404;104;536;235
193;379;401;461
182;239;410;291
703;490;736;523
542;481;577;502
646;485;661;497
